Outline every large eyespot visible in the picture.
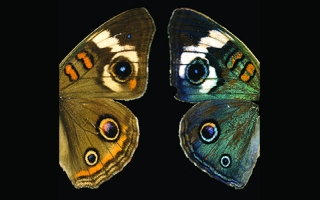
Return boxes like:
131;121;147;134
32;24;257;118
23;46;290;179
110;59;133;83
199;121;219;143
186;57;209;85
220;154;232;168
97;117;120;141
84;149;99;166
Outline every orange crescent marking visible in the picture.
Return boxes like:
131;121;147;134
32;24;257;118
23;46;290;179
128;78;137;91
228;51;243;69
74;134;128;179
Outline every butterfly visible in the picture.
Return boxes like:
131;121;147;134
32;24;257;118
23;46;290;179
59;7;156;189
168;8;260;189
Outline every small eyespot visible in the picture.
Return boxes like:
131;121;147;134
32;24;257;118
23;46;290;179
186;58;209;85
84;149;99;166
97;117;120;141
126;33;131;39
220;154;231;168
199;122;219;143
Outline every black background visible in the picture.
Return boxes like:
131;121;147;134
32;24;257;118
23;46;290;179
59;1;260;199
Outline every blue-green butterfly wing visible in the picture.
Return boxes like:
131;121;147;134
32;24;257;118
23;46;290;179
168;8;260;189
179;100;259;189
168;8;260;103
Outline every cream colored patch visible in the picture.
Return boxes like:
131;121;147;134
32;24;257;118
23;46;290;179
179;51;218;93
91;30;119;49
199;67;218;93
184;45;208;53
179;52;206;78
179;30;225;93
90;29;139;92
102;51;139;92
110;44;135;52
91;30;136;51
88;30;109;41
199;30;229;48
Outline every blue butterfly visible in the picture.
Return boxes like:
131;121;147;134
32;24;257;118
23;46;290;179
168;8;260;189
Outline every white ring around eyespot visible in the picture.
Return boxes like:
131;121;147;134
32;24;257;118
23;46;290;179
220;155;231;168
200;122;218;143
180;50;218;94
178;29;229;94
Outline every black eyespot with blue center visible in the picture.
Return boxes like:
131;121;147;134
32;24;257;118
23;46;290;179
84;149;99;166
199;121;220;143
110;58;133;83
97;116;120;141
186;57;209;85
220;154;232;168
126;33;131;39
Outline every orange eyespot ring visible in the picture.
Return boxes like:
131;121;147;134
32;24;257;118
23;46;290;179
98;117;119;141
199;122;219;143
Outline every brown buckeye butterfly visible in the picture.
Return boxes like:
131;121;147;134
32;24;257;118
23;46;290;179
59;7;156;189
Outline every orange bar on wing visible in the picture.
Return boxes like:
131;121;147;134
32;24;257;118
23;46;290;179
77;52;93;69
240;73;250;82
65;64;78;81
74;134;127;179
240;63;255;82
228;51;243;69
246;63;255;75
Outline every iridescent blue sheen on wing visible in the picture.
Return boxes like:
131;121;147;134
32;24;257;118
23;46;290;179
169;8;260;189
179;100;260;189
168;8;260;103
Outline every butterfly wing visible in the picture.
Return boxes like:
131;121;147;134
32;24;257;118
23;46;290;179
168;8;260;189
179;100;259;189
59;98;140;188
60;7;156;100
59;8;156;189
168;8;260;103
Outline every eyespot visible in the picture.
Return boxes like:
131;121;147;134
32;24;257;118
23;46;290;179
199;121;219;143
126;33;131;39
185;57;209;85
109;60;133;83
97;117;120;141
84;149;99;166
220;154;231;168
